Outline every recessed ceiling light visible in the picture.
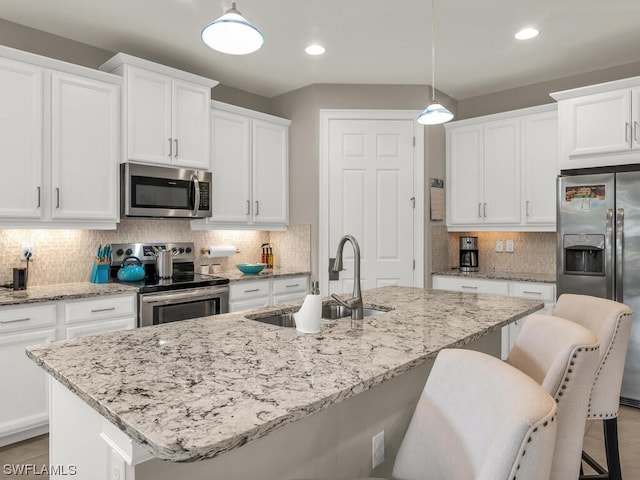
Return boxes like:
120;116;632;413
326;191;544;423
515;27;539;40
305;44;325;55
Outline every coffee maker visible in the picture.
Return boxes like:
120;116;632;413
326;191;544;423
459;236;479;272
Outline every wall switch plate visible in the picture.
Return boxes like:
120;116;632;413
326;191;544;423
506;239;515;253
20;243;34;261
495;240;504;253
372;430;385;469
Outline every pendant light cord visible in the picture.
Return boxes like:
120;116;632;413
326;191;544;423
431;0;436;103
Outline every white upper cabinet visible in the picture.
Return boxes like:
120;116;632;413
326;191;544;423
446;104;557;231
0;45;121;229
50;73;119;221
193;101;290;231
100;53;217;170
0;57;43;219
552;76;640;169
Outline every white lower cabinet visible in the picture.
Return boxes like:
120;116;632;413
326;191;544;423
432;275;555;360
0;303;56;447
0;293;137;447
229;275;310;313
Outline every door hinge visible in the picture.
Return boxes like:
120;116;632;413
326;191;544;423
410;197;416;209
413;136;416;147
413;259;416;270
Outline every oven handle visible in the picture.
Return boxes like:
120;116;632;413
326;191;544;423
141;286;228;305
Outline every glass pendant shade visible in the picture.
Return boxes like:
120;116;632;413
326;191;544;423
417;102;454;125
202;3;264;55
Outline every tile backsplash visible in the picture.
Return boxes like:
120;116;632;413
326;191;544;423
0;221;311;286
432;226;556;276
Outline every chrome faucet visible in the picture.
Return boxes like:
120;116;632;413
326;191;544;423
331;235;363;322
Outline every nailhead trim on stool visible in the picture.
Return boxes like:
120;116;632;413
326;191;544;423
512;415;556;480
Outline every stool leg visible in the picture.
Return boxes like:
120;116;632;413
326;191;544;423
603;418;622;480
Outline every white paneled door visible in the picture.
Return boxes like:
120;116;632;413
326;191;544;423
326;116;419;294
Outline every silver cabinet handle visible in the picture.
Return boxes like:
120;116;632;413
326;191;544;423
55;188;60;208
461;285;478;290
245;288;260;293
174;139;179;157
626;122;631;144
246;200;250;215
522;290;542;295
483;203;487;218
168;138;173;157
635;121;639;143
91;307;116;313
285;284;300;288
1;317;30;324
36;186;41;208
526;200;530;217
478;203;482;218
255;201;259;216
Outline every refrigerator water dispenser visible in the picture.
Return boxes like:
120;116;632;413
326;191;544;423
563;234;605;275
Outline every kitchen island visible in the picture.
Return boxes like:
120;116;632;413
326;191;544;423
26;286;543;479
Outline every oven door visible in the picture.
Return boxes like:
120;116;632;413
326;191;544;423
139;286;229;327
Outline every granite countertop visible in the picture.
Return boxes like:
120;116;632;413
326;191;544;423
26;286;542;463
220;268;310;283
0;282;139;307
432;269;556;284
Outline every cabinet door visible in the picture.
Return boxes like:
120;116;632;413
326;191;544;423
126;67;172;164
447;125;483;225
632;87;640;151
483;119;520;224
172;80;211;169
65;317;135;339
51;73;119;220
252;119;289;226
210;109;252;224
522;111;558;225
0;58;43;219
566;88;631;156
0;328;56;441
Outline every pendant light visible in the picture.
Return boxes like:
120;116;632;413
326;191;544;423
417;0;453;125
201;2;264;55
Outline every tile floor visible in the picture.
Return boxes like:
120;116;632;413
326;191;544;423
0;406;638;479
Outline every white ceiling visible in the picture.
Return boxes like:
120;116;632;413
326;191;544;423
1;0;640;100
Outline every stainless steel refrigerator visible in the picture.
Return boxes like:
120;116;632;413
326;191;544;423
557;171;640;408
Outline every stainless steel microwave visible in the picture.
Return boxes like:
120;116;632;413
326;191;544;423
121;163;212;218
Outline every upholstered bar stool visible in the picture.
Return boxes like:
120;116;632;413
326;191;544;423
296;348;558;480
553;294;633;480
507;313;600;480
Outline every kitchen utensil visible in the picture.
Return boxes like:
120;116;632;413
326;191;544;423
154;248;175;279
117;256;146;282
236;263;267;274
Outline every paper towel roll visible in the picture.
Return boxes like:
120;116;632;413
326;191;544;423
205;245;236;258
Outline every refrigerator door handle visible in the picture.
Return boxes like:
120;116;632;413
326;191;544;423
616;208;624;302
606;208;615;300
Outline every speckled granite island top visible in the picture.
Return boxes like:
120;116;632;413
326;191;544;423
0;282;138;306
26;286;543;463
220;268;310;282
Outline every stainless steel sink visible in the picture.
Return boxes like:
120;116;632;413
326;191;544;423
247;304;387;327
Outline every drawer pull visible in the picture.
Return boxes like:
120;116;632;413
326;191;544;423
91;307;116;313
1;317;31;324
285;284;300;288
522;291;542;295
245;289;260;293
461;285;478;290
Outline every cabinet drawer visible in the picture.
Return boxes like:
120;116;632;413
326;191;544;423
509;282;555;302
229;297;271;313
272;276;309;295
0;303;56;334
229;280;270;301
64;294;136;325
432;276;509;296
65;317;136;339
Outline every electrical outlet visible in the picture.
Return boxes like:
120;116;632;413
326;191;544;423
20;243;34;261
495;240;504;253
372;430;385;469
506;239;515;253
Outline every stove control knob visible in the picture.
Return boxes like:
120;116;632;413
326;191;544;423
178;247;185;254
116;249;124;256
125;248;133;256
185;247;192;253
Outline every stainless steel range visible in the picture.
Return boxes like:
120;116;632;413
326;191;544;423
110;242;229;327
